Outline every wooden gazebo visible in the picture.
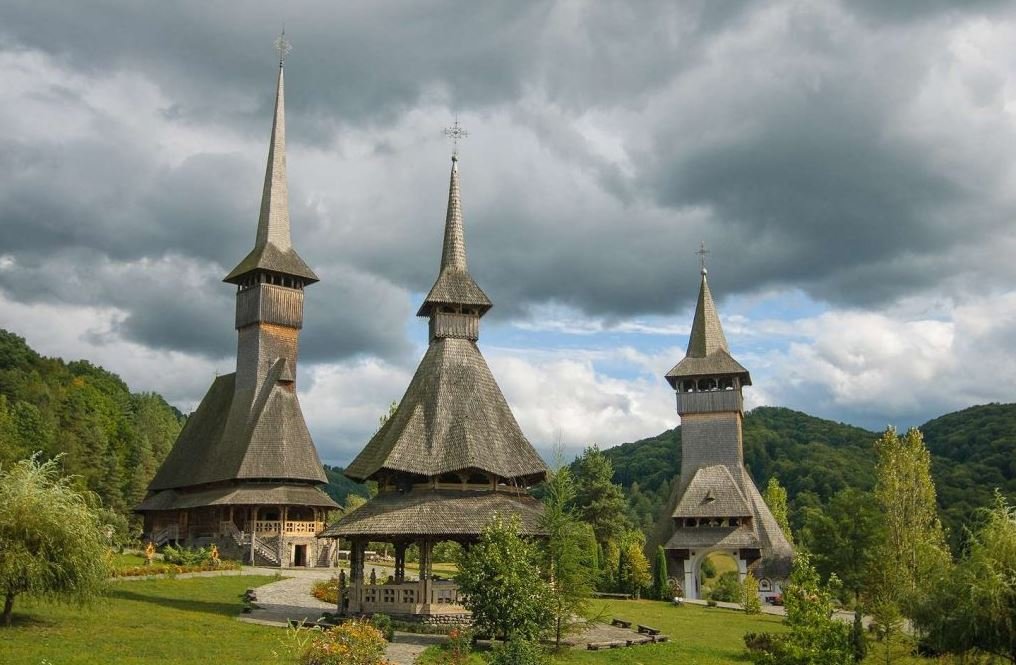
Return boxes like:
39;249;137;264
319;152;548;618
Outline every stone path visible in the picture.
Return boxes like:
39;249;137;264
232;571;445;664
239;573;335;625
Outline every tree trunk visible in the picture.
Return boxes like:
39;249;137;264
2;591;14;627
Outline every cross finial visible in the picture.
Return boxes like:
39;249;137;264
274;29;292;66
696;241;710;275
443;117;469;159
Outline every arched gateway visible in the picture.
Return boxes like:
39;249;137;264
662;263;793;600
318;150;548;619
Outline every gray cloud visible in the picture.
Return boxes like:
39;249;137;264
1;0;1015;373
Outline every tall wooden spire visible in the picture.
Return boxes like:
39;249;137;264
224;59;317;285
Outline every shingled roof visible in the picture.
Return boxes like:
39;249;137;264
345;154;546;484
666;271;751;384
141;61;333;511
224;64;317;285
344;337;547;481
417;157;492;316
136;483;338;511
319;489;545;539
672;465;753;518
148;359;331;491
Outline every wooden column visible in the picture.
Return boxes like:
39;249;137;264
281;505;288;567
249;506;256;565
348;540;367;613
420;538;433;607
394;542;407;583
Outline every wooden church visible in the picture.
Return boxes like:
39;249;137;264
136;50;339;567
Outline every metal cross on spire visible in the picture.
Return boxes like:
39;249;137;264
274;29;292;66
443;118;469;158
696;241;710;275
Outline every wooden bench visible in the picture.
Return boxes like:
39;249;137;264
611;618;632;629
587;640;627;651
592;592;633;600
637;624;661;636
626;636;653;646
653;635;670;643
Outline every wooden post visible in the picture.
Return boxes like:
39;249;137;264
249;506;256;565
281;505;288;567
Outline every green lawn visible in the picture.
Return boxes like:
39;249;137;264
0;576;932;665
0;576;286;665
422;600;931;665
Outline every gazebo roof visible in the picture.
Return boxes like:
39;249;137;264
319;489;545;539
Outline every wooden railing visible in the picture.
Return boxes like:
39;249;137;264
357;580;467;614
253;520;324;535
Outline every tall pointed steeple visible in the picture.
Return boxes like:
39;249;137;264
686;270;729;358
417;155;492;320
342;148;545;485
137;36;339;569
224;56;317;285
661;253;792;599
666;265;750;388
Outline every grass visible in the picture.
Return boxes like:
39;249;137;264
0;576;934;665
554;599;788;664
0;576;286;665
419;600;934;665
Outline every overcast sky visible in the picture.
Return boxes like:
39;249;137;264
1;0;1015;465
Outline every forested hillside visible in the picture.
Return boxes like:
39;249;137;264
2;327;1010;543
602;405;1016;549
0;330;185;514
0;330;368;518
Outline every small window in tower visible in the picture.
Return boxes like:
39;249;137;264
719;378;734;390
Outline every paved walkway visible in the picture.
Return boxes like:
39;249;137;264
232;570;443;664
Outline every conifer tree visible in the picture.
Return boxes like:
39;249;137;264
654;545;669;600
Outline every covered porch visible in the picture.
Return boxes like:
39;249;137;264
318;487;546;618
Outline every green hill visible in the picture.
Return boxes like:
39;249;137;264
602;404;1016;550
0;330;367;517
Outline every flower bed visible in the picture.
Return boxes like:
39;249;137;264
312;577;339;604
112;560;241;577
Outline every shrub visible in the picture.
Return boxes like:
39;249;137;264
111;560;240;577
742;573;762;615
744;632;778;653
300;620;391;665
709;571;742;603
161;545;211;566
369;613;393;641
488;639;547;665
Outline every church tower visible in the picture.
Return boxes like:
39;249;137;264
663;261;792;600
137;40;339;568
321;145;548;617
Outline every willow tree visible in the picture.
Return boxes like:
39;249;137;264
0;455;111;626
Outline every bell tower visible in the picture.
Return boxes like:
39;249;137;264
223;55;318;405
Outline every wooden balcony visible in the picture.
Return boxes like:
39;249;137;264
353;580;467;615
252;520;324;536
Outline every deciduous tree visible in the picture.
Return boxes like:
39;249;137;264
0;454;111;626
540;465;594;648
456;514;552;641
763;477;794;544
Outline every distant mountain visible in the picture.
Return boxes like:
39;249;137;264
601;404;1016;550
